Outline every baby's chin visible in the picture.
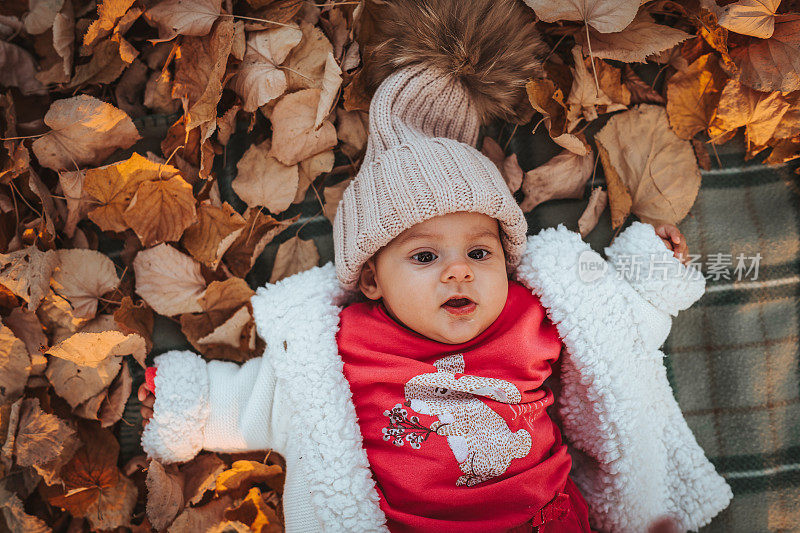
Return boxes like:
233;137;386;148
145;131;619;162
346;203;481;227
427;315;490;344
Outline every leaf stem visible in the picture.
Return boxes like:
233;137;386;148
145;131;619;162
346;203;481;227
584;23;601;97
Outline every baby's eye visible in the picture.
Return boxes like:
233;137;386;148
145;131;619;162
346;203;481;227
411;251;437;263
468;249;490;260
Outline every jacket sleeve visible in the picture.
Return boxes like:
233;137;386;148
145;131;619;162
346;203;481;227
140;348;289;464
603;221;706;351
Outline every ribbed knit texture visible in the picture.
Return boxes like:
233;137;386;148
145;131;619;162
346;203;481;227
333;64;527;290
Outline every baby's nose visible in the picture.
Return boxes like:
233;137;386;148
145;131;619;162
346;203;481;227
442;261;474;282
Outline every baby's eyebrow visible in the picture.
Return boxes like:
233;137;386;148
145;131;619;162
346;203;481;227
395;228;499;246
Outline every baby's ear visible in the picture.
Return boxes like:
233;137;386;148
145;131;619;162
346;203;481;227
358;258;382;300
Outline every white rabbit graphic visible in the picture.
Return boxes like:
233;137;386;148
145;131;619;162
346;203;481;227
403;353;532;486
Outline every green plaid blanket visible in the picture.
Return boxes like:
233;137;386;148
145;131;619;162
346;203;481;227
128;116;800;532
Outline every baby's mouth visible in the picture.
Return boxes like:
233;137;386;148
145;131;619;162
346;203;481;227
442;297;477;316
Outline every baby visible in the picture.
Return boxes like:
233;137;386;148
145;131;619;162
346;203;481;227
139;0;731;531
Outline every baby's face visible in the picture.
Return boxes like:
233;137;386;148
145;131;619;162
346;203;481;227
358;211;509;344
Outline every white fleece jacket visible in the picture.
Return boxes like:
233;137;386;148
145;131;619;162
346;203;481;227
141;222;732;533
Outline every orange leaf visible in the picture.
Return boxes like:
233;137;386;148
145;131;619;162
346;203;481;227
123;175;197;246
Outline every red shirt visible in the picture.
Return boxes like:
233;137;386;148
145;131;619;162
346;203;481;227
337;281;589;532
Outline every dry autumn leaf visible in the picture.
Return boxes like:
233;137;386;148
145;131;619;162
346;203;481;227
578;187;608;237
0;40;46;95
269;88;338;165
133;244;206;316
145;0;222;41
0;246;59;309
595;104;701;228
576;12;692;63
47;330;146;368
729;14;800;93
85;153;181;233
232;24;303;112
182;201;246;267
223;486;282;533
525;78;590;156
168;494;234;533
716;0;780;39
123;174;198;246
51;249;120;319
32;95;141;171
481;137;524;193
14;397;78;468
0;324;30;404
146;460;185;531
323;178;352;223
294;149;335;203
234;139;299;214
283;21;333;91
523;0;640;33
666;53;728;140
269;236;320;283
315;52;343;128
215;460;285;495
181;453;226;505
519;149;594;212
223;210;297;277
708;79;790;149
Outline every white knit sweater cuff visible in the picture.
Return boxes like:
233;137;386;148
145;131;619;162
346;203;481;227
604;221;706;316
141;350;210;464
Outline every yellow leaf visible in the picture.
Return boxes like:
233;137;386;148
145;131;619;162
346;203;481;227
85;152;180;233
666;53;728;140
708;79;791;148
182;201;246;267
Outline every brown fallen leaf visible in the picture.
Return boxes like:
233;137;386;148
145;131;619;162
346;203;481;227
717;0;780;39
23;0;64;35
180;453;226;505
0;246;59;309
0;324;30;404
223;210;297;278
622;65;666;105
566;47;629;128
315;52;343;128
82;473;137;530
217;105;241;146
708;79;791;148
14;397;78;468
83;0;136;49
269;89;338;166
666;53;728;140
481;137;524;194
40;421;120;516
168;494;234;533
146;460;186;531
729;14;800;93
0;484;51;533
51;249;120;319
323;178;352;223
85;153;181;234
523;0;640;33
525;78;590;156
223;486;282;533
234;139;299;214
145;0;222;41
144;69;180;114
0;40;46;95
47;329;146;369
133;244;206;316
172;18;234;136
4;308;48;358
294;149;335;203
232;24;303;112
123;174;197;246
578;187;608;237
96;359;132;426
335;108;367;160
283;21;334;92
576;12;692;63
113;296;154;352
595;104;701;228
520;149;594;212
183;201;246;268
215;460;285;496
180;277;257;360
269;236;320;283
32;95;141;171
58;169;90;238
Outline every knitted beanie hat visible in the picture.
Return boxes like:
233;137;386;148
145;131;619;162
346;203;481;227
333;0;544;290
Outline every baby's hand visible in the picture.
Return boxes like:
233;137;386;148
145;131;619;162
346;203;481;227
653;223;689;265
137;367;156;428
